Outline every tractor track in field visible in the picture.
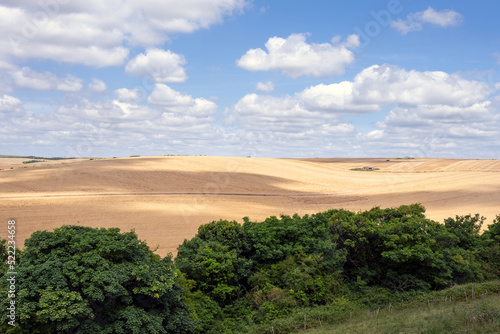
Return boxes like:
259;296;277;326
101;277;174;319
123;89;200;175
0;191;341;200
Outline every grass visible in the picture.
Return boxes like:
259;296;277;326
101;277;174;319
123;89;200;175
22;159;45;164
0;155;28;158
307;293;500;334
350;167;380;171
243;281;500;334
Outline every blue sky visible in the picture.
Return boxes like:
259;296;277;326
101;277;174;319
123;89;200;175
1;0;499;158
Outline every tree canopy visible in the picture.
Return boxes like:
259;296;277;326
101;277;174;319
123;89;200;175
0;225;195;333
1;205;500;333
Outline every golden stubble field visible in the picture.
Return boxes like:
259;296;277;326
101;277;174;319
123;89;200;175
1;156;499;256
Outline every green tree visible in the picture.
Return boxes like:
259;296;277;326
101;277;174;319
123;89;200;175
176;239;252;304
0;225;195;333
196;219;246;253
0;238;7;263
481;215;500;277
444;214;485;250
482;214;500;243
331;204;459;290
242;211;345;270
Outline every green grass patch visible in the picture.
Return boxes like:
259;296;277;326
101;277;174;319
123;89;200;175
350;167;380;171
265;281;500;334
235;281;500;333
22;159;45;164
0;155;27;158
308;294;500;334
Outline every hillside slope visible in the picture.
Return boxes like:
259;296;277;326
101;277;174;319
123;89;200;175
1;156;499;256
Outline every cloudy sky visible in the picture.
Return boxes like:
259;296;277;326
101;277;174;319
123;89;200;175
1;0;499;158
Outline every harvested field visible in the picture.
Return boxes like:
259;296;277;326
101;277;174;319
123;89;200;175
1;156;499;256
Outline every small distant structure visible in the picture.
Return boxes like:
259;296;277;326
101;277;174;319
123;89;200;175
363;166;374;170
386;159;390;162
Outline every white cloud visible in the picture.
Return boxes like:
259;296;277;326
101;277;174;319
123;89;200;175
88;78;107;93
10;66;83;92
0;5;129;67
351;65;489;106
418;7;463;27
319;123;355;136
365;129;384;140
354;100;500;158
0;82;225;156
383;102;494;128
298;82;379;113
0;94;23;118
344;34;361;48
0;60;15;71
237;33;357;78
225;92;358;157
148;84;193;107
225;64;497;157
114;88;143;104
255;81;274;93
227;64;490;131
238;64;489;117
0;0;247;67
126;0;247;36
391;7;463;35
148;84;217;117
227;93;346;138
60;100;159;122
125;49;187;83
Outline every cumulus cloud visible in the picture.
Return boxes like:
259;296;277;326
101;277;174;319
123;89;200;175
10;66;83;92
58;100;159;123
354;99;500;158
0;94;23;117
148;84;217;117
351;64;489;106
0;60;15;71
0;0;247;67
228;64;490;128
255;81;274;93
237;33;358;78
0;83;223;156
125;49;187;83
88;78;107;93
298;82;379;113
114;88;143;104
228;93;350;140
225;92;358;157
391;7;463;35
225;64;496;157
233;64;489;122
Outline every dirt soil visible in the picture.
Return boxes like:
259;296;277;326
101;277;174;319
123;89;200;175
1;156;499;256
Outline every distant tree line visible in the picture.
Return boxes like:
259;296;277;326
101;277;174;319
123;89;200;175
1;204;500;333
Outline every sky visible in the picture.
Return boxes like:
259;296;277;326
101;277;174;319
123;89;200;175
1;0;499;158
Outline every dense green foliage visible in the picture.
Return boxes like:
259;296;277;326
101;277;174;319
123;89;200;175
175;204;500;332
21;160;44;164
0;226;195;333
1;204;500;333
306;281;500;334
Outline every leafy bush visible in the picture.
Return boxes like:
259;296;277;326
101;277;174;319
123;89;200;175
1;205;499;333
0;226;195;333
175;204;500;332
